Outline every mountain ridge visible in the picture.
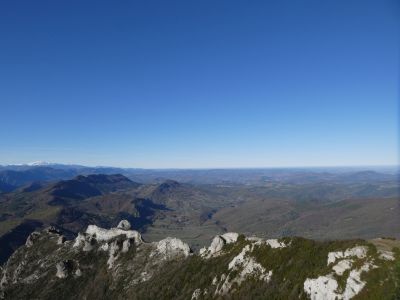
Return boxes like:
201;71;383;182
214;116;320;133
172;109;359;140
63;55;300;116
1;220;399;299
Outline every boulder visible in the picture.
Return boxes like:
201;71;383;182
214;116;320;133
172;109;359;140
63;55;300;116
200;232;239;258
153;237;191;259
117;220;131;230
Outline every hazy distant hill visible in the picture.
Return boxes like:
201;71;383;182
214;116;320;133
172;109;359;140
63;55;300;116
0;164;398;190
0;174;144;263
0;167;77;190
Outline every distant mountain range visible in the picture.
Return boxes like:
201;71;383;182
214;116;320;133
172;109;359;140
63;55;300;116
0;163;398;193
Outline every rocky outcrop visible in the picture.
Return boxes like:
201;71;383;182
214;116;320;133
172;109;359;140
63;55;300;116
0;224;398;300
57;235;66;245
71;220;143;268
151;237;191;260
77;224;142;245
213;239;274;295
117;220;131;230
215;246;272;295
24;232;40;247
55;260;74;279
304;246;375;300
199;232;239;258
327;246;367;265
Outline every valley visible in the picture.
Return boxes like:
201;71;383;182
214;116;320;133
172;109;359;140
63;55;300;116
0;165;398;265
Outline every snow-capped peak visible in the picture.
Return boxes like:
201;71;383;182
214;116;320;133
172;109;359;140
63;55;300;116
27;161;53;166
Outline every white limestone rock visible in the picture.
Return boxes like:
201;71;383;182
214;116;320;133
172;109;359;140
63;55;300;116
228;245;252;270
265;239;287;249
73;223;142;252
75;268;82;277
117;220;131;230
221;232;239;243
57;235;66;245
0;270;7;289
122;239;131;253
228;245;271;280
85;225;142;244
107;240;120;269
71;222;141;269
82;236;95;252
332;259;352;276
70;222;144;271
216;274;232;295
152;237;191;260
100;242;109;251
304;245;375;300
200;232;239;258
342;263;375;299
215;244;272;295
207;236;225;254
73;233;86;248
245;237;287;249
378;250;395;261
327;246;367;265
55;261;70;279
191;288;201;300
304;263;374;300
304;274;339;300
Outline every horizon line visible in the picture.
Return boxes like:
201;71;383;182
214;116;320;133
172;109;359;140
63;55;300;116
1;162;399;170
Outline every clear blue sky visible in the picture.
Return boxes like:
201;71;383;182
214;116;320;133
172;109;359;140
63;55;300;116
0;0;398;168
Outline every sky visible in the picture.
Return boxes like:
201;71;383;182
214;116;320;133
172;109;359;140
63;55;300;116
0;0;399;168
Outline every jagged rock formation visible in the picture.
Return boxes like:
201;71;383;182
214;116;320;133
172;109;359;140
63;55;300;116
0;221;399;299
199;232;239;258
213;243;273;295
117;219;131;230
151;237;191;260
304;246;373;300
